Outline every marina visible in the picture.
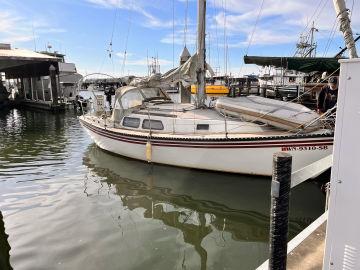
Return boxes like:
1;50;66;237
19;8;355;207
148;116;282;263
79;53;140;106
0;108;327;269
0;0;359;269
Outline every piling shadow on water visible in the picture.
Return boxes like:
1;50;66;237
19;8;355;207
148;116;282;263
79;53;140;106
0;211;12;270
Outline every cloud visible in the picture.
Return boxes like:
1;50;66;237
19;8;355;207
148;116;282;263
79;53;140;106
36;28;67;34
209;0;360;49
86;0;134;9
115;52;171;67
127;57;172;66
0;11;21;32
160;29;196;45
0;11;35;43
116;52;133;58
1;34;35;44
85;0;176;29
228;30;299;48
0;9;66;45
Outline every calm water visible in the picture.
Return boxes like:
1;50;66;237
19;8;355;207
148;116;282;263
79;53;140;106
0;108;326;270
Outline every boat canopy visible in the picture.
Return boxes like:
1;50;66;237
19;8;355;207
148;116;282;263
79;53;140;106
244;56;341;73
111;86;171;123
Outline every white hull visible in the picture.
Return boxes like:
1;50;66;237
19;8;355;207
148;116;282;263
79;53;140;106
80;117;333;176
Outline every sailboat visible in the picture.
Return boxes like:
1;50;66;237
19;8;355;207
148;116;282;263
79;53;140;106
79;0;333;176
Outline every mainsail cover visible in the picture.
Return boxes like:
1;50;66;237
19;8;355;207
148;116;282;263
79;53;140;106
129;53;214;88
244;55;341;73
216;96;322;132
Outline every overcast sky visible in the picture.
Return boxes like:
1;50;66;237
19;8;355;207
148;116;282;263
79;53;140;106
0;0;359;77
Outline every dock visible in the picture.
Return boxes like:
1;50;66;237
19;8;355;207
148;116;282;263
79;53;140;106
0;43;81;112
287;220;327;270
257;57;360;270
257;212;327;270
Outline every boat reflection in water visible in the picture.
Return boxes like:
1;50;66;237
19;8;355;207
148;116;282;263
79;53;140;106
83;144;325;269
0;211;12;270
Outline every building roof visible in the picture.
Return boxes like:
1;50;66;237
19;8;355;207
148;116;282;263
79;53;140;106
180;46;191;63
0;48;60;78
0;48;58;61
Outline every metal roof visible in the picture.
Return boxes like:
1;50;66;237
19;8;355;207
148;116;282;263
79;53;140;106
244;55;341;73
0;48;58;60
0;48;61;78
0;48;59;71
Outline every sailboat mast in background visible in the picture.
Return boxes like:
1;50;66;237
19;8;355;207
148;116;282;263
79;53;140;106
332;0;358;58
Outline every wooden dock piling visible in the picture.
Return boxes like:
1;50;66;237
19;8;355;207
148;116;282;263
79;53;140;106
49;65;58;105
269;152;292;270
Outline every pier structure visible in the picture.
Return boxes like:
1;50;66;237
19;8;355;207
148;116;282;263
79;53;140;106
256;58;360;270
0;43;81;112
82;77;128;91
323;58;360;269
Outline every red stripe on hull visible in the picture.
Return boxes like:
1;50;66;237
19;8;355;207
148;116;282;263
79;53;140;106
81;119;334;149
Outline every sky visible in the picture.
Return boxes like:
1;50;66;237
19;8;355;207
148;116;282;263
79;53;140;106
0;0;359;77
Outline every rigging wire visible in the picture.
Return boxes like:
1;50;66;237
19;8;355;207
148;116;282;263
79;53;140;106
98;54;107;73
298;0;325;37
208;31;211;67
109;4;118;75
98;0;119;74
172;0;175;68
323;0;355;58
323;19;339;57
108;2;119;59
210;67;341;135
222;0;227;75
121;1;133;76
350;0;355;19
239;0;265;76
213;0;221;75
291;0;327;56
244;0;265;56
184;0;189;47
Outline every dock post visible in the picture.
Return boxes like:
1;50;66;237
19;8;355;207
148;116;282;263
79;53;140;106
180;83;191;103
269;152;292;270
41;78;45;101
246;78;250;95
261;86;266;97
296;85;300;102
30;78;34;100
49;65;58;105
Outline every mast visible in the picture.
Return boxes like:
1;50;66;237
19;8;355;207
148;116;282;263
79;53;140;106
196;0;206;108
309;21;318;57
332;0;358;58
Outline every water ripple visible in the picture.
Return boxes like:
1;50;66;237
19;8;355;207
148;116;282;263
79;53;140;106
0;108;326;270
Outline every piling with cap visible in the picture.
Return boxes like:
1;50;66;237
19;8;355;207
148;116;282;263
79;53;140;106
269;152;292;270
49;64;58;105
